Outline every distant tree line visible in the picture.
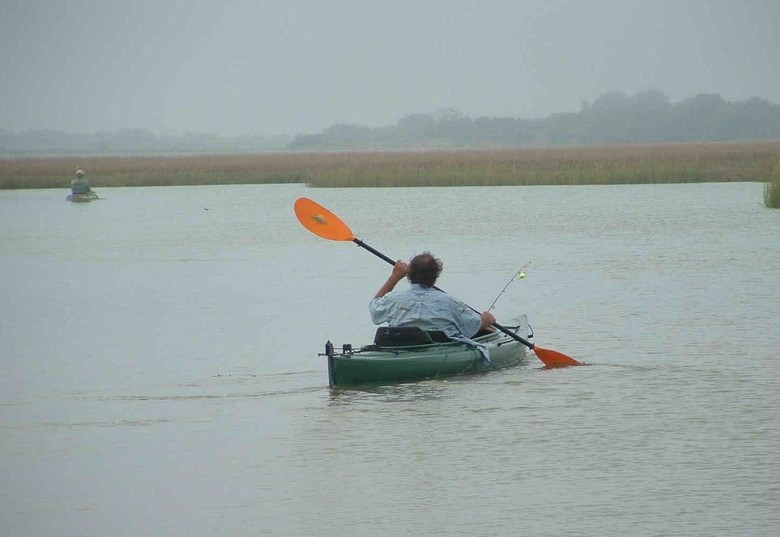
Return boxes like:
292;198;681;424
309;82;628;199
290;90;780;150
3;90;779;156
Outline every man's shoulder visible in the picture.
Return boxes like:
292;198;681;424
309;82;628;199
375;286;423;303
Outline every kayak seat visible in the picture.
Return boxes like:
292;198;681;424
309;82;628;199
374;326;451;347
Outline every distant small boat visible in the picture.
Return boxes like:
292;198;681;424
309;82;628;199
322;315;532;386
66;192;99;202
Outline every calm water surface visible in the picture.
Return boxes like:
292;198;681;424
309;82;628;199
1;182;778;536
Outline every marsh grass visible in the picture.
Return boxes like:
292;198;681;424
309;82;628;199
2;141;779;190
764;160;780;208
0;154;306;190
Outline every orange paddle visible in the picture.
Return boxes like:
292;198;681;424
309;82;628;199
294;197;583;368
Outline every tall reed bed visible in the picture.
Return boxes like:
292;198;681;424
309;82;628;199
764;160;780;208
0;154;309;189
303;142;780;187
2;142;779;190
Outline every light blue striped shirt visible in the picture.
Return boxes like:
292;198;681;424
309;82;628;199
369;283;482;339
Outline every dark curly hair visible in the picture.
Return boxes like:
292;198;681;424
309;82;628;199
407;252;443;287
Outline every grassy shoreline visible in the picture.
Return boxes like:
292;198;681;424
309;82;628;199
764;160;780;208
2;141;779;190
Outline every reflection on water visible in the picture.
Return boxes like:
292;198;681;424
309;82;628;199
327;380;450;406
1;183;779;537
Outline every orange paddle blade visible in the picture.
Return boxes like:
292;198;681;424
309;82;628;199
294;198;356;241
532;345;583;368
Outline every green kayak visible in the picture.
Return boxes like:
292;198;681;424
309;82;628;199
324;316;531;386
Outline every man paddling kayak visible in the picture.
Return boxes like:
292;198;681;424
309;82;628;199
369;252;496;341
70;168;93;195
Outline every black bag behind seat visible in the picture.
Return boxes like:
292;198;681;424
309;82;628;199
373;326;451;346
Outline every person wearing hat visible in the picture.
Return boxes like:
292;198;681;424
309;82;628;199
70;168;93;195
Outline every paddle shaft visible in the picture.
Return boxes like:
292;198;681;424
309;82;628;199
353;238;537;350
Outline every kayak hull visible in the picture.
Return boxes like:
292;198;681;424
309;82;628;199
327;316;531;387
67;192;99;202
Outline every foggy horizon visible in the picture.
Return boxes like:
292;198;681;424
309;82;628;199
2;0;779;138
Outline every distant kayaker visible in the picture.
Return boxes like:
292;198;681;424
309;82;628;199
70;168;93;196
369;252;496;340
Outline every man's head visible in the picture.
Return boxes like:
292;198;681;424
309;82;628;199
407;252;442;288
75;168;85;178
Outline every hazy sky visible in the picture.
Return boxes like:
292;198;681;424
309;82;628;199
2;0;779;136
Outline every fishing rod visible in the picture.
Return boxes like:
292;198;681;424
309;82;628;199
488;262;531;312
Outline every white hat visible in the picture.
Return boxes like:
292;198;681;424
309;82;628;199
75;169;85;177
